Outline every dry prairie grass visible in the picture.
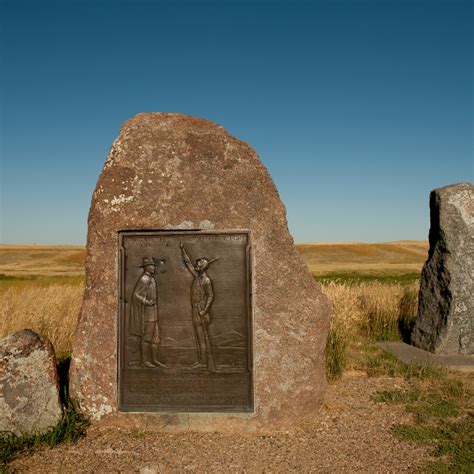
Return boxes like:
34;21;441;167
0;242;422;368
321;281;419;378
0;278;417;366
322;281;418;336
0;245;85;276
0;284;84;355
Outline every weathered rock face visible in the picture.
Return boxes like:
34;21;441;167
0;329;63;436
70;113;330;432
411;183;474;355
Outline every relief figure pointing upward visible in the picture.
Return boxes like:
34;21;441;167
180;243;218;371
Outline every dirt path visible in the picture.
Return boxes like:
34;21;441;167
10;373;432;472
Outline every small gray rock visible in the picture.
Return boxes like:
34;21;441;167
411;183;474;355
0;329;63;436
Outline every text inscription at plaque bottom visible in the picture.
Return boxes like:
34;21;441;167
118;231;253;412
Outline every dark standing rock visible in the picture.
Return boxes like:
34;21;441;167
69;113;330;432
411;183;474;355
0;329;63;436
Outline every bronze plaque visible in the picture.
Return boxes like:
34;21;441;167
118;230;253;412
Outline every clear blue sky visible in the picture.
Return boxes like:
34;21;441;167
1;0;472;244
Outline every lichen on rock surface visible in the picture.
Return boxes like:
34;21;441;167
0;329;63;436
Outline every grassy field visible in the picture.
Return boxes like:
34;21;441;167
0;240;428;278
3;241;474;472
0;241;427;355
296;240;428;277
0;244;85;276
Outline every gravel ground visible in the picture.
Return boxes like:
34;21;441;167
9;372;433;473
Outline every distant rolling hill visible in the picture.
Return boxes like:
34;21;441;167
0;241;428;277
296;240;428;276
0;244;85;276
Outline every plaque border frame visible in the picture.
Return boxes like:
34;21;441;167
117;229;254;413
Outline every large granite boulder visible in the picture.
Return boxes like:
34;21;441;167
411;183;474;355
0;329;63;436
70;113;330;432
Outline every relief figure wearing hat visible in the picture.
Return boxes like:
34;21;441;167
129;257;167;368
180;243;219;371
